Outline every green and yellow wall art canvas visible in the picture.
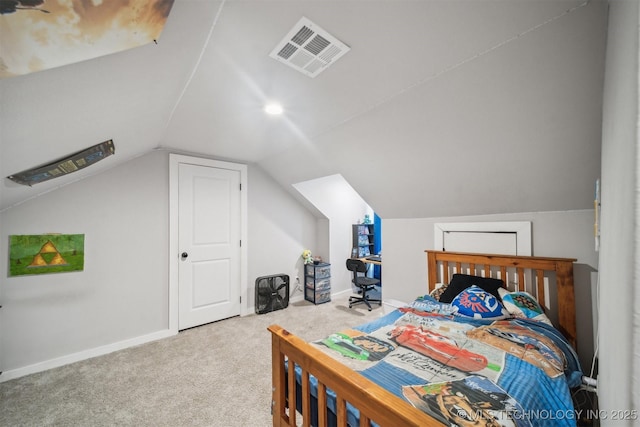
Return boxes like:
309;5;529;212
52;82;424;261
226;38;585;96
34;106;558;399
9;234;85;277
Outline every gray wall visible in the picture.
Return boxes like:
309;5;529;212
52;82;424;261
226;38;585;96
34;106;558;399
247;165;319;306
1;151;170;375
293;175;373;295
598;0;640;418
382;210;598;370
0;150;318;378
0;150;604;381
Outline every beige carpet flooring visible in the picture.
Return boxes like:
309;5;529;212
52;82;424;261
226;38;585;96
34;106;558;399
0;294;383;427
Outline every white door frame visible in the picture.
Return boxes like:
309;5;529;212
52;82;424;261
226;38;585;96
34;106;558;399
169;154;248;333
434;221;532;256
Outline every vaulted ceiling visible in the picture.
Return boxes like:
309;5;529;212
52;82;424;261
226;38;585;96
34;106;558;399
0;0;608;218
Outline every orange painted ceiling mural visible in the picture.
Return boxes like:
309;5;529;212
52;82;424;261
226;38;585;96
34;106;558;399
0;0;175;78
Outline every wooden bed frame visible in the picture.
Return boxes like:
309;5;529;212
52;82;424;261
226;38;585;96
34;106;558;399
268;250;578;427
425;250;578;347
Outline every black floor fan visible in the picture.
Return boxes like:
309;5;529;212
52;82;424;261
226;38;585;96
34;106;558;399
255;274;290;314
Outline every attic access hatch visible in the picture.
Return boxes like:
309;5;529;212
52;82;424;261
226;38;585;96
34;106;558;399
269;17;350;78
7;139;115;186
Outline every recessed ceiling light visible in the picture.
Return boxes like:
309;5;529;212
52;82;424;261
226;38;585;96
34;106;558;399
264;103;284;115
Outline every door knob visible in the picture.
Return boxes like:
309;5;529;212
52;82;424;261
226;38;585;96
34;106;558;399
181;252;189;260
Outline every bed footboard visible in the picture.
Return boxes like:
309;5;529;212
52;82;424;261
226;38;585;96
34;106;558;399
268;324;440;427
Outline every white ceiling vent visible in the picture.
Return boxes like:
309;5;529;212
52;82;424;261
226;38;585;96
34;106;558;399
269;17;350;78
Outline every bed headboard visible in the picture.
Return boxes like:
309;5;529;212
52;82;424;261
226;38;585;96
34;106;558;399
426;250;578;348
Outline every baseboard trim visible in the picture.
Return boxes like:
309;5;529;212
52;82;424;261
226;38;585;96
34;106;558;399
247;289;345;314
331;289;352;298
0;328;176;383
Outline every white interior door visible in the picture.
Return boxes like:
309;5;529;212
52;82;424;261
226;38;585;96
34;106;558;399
178;162;241;330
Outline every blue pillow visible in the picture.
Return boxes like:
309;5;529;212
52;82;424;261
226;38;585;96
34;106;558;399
438;274;504;303
451;285;508;320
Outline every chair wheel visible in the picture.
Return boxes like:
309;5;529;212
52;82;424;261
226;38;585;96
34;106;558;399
368;307;372;311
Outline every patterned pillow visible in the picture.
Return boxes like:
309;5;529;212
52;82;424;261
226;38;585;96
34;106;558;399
429;283;449;301
498;288;552;326
451;285;509;320
438;274;505;304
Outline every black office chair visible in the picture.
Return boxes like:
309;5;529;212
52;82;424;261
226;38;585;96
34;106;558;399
346;258;381;311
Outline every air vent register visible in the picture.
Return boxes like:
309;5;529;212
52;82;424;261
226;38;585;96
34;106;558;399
269;17;350;78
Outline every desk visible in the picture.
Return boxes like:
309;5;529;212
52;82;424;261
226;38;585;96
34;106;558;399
358;257;382;287
358;256;381;266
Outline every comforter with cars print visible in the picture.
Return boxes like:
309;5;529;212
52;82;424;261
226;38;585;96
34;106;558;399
301;296;582;427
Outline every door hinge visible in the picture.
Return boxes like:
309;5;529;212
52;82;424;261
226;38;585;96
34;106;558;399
239;183;242;191
239;240;242;247
240;296;242;303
